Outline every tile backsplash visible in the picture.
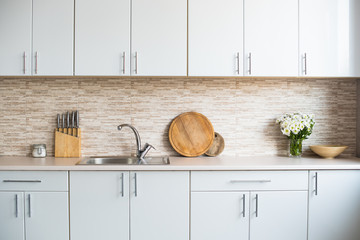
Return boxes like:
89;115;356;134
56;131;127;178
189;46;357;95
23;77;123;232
0;77;356;157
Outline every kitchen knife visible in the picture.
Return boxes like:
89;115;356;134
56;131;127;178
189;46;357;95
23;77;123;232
62;114;65;133
76;110;79;137
71;111;75;136
66;112;70;135
57;114;60;132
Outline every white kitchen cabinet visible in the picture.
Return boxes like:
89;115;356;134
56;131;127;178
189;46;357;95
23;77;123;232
131;0;187;76
130;171;189;240
192;192;249;240
75;0;130;75
70;171;130;240
244;0;298;76
188;0;243;76
250;191;307;240
308;170;360;240
32;0;73;75
0;0;73;76
299;0;360;77
0;171;69;240
70;171;189;240
0;0;32;75
0;192;25;240
191;171;308;240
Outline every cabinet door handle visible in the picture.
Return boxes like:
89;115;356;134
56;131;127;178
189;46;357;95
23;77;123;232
15;194;19;218
122;52;126;74
242;194;246;217
248;52;252;75
314;172;318;196
303;53;307;75
3;180;42;183
28;194;32;218
134;173;138;197
35;51;38;74
236;52;240;75
255;194;259;217
230;180;271;183
23;51;27;74
121;173;124;197
134;52;138;74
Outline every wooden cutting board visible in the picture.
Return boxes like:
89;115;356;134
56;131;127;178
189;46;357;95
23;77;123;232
205;132;225;157
169;112;214;157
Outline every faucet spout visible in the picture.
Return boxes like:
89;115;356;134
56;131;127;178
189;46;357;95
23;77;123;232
117;124;142;158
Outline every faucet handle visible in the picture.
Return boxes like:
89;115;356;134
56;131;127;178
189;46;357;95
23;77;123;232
140;143;155;159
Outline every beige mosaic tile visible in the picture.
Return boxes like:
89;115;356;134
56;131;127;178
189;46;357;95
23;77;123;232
0;77;357;158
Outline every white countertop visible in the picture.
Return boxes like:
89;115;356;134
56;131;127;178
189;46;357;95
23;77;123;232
1;155;360;171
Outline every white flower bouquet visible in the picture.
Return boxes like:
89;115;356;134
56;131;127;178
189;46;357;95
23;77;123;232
276;113;315;157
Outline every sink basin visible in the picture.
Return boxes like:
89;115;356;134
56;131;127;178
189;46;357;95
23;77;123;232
77;156;170;165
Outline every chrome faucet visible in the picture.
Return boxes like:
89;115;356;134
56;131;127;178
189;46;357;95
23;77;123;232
117;124;155;159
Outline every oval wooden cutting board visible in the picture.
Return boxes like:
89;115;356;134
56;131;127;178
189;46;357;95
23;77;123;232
169;112;214;157
205;132;225;157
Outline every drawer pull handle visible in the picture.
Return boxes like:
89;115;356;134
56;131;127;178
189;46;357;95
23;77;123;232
121;173;124;197
314;172;318;196
3;180;42;183
28;194;32;218
15;194;19;218
230;180;271;183
242;194;246;217
255;194;259;217
134;173;138;197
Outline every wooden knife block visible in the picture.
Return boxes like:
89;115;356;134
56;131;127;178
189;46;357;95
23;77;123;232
55;129;81;157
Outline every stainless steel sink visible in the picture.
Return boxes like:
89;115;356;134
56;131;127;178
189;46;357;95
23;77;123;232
77;156;170;165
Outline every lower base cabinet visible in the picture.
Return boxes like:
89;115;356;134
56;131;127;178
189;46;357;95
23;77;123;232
308;170;360;240
191;171;308;240
70;171;189;240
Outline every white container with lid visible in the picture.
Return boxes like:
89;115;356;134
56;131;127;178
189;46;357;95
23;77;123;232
32;144;47;158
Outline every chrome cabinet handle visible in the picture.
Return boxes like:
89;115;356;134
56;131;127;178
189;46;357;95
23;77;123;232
248;52;252;75
121;173;124;197
28;194;32;218
134;173;138;197
23;52;27;74
303;53;307;75
230;180;271;183
134;52;138;74
255;194;259;217
15;194;19;218
35;51;38;74
3;180;41;183
314;172;318;196
122;52;126;74
236;52;240;75
242;194;246;217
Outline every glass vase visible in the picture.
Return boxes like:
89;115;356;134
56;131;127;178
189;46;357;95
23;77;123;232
289;138;303;157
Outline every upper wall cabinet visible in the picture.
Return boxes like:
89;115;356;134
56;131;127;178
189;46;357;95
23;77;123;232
244;0;298;76
0;0;32;75
75;0;130;76
131;0;187;76
0;0;74;76
188;0;243;76
32;0;73;75
299;0;360;77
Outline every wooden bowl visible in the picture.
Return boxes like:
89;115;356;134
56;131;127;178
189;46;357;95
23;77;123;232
310;145;348;159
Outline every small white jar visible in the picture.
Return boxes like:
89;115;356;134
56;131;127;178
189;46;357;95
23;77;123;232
32;144;47;158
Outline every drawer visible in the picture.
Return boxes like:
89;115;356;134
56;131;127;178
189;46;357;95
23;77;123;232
0;171;68;191
191;171;308;191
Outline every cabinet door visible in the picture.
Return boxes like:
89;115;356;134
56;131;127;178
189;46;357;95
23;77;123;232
25;192;69;240
244;0;298;76
308;171;360;240
250;191;307;240
75;0;130;75
0;192;25;240
131;0;187;76
0;0;31;75
188;0;243;76
70;171;129;240
32;0;73;75
191;192;249;240
130;171;189;240
299;0;357;77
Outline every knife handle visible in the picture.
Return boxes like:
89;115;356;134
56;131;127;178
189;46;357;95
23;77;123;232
57;114;60;132
62;114;67;134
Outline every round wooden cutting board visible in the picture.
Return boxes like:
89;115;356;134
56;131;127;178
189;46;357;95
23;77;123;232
205;132;225;157
169;112;214;157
